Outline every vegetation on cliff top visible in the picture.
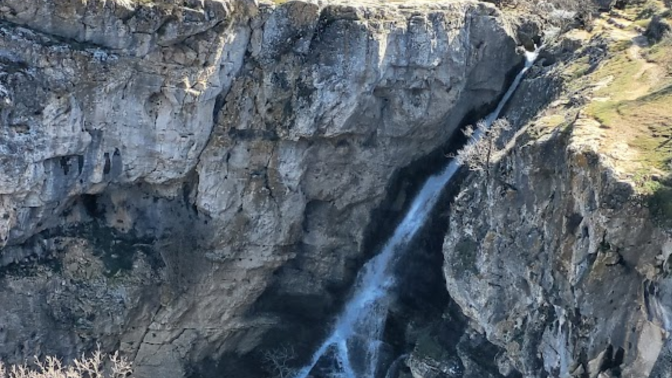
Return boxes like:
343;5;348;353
588;4;672;221
532;0;672;222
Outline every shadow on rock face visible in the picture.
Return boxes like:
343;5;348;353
0;179;214;365
204;56;542;378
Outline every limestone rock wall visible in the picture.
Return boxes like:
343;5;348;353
443;117;672;377
0;0;524;376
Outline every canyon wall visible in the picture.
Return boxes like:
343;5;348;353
0;0;525;376
442;90;672;378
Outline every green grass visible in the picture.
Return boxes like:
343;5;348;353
586;66;672;175
565;55;593;81
623;87;672;162
556;1;672;223
528;113;572;138
642;180;672;226
619;0;667;20
585;40;672;222
629;18;652;31
647;32;672;73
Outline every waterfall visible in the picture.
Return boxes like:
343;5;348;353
293;49;539;378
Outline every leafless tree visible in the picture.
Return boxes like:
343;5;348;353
261;346;298;378
455;118;511;176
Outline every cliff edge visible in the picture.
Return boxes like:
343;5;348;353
442;3;672;377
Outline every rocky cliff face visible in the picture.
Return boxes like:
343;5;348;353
438;3;672;376
0;0;525;376
442;84;672;378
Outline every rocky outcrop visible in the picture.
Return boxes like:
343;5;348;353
645;14;671;43
0;0;526;376
442;112;672;377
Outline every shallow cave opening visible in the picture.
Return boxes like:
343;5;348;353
599;345;625;377
1;177;213;282
80;194;103;219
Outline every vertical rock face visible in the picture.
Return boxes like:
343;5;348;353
443;118;672;377
0;0;524;376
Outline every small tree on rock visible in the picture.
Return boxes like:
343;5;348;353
455;118;511;176
261;346;297;378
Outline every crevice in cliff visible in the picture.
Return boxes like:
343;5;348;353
358;58;527;269
0;19;117;54
208;53;538;378
364;48;563;378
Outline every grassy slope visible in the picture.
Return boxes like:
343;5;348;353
536;0;672;222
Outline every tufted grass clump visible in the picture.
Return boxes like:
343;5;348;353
0;350;133;378
643;180;672;225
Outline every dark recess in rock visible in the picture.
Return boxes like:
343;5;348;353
194;59;533;378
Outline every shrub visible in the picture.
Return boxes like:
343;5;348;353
455;118;511;176
0;350;132;378
646;16;672;43
261;346;297;378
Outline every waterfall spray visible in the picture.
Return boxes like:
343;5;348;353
293;48;539;378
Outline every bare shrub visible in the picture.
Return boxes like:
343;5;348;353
0;350;132;378
261;346;297;378
455;119;511;175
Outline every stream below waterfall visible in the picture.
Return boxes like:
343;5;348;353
293;48;539;378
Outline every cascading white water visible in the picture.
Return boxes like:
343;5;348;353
293;49;539;378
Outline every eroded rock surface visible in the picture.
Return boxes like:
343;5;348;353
443;115;672;377
0;0;524;376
